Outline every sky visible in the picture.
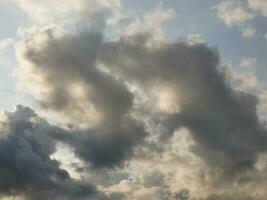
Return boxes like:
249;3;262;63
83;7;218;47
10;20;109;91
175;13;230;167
0;0;267;200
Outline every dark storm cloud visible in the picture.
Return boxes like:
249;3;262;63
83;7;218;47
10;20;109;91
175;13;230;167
0;105;99;200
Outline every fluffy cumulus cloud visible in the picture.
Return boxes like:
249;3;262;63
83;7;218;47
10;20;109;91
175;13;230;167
212;0;255;27
1;0;267;200
213;0;267;41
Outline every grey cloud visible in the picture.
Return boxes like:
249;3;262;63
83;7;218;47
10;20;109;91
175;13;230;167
18;28;146;168
174;189;254;200
52;120;145;168
99;34;267;175
175;189;190;200
205;194;254;200
21;29;132;124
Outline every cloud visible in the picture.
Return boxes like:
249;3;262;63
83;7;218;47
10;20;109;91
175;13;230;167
14;0;121;24
186;34;204;45
122;3;175;42
231;58;260;96
240;57;257;68
213;1;255;26
15;27;147;168
8;1;267;200
248;0;267;17
212;1;267;43
0;105;100;200
242;27;257;38
105;179;171;200
101;32;267;176
13;19;267;198
228;59;267;121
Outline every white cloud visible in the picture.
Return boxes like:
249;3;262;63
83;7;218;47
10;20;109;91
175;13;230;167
264;33;267;43
234;71;261;92
123;3;175;42
213;0;255;26
240;57;257;68
229;59;267;119
213;1;267;42
14;0;121;23
242;27;256;38
248;0;267;17
186;33;204;45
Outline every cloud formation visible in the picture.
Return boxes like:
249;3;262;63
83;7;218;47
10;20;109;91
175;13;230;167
14;23;267;199
101;32;267;176
1;0;267;199
15;27;147;170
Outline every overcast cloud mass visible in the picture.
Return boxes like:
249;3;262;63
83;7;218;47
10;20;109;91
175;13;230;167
0;0;267;199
